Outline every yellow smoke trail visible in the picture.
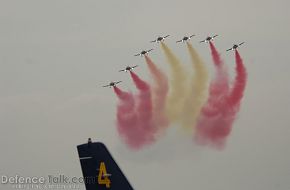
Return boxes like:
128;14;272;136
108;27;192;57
144;56;169;133
161;42;188;123
181;42;209;131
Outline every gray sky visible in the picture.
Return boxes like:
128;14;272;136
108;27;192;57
0;0;290;189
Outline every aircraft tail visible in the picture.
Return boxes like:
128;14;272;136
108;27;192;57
77;139;134;190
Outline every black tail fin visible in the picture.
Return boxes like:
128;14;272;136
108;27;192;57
77;139;134;190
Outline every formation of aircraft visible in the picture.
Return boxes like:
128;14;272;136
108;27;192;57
150;35;170;43
103;34;245;88
134;49;153;56
119;65;138;72
102;81;122;88
226;42;245;51
176;35;195;43
200;35;218;43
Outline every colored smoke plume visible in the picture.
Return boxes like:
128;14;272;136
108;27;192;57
195;42;230;148
161;42;188;123
195;47;247;149
114;87;140;149
181;42;209;131
201;42;229;117
144;55;169;132
227;50;247;108
209;41;223;67
129;71;156;147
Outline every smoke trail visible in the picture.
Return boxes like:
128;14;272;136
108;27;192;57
201;42;229;117
160;42;188;123
209;41;223;67
227;50;247;108
144;55;169;132
114;87;141;149
195;42;230;148
195;46;247;149
129;71;156;146
181;43;209;131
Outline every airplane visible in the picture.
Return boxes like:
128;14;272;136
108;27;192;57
119;65;138;72
150;35;170;43
102;81;122;88
226;42;245;51
77;138;134;190
176;35;195;43
199;35;218;43
134;49;153;56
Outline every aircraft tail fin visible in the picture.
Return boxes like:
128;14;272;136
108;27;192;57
77;139;134;190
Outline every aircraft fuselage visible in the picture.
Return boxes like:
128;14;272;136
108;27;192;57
206;37;212;41
125;67;132;71
183;37;189;41
157;37;163;41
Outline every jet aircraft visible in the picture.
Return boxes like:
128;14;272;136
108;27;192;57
200;35;218;43
102;81;122;88
226;42;245;51
119;65;138;72
176;35;195;43
150;35;170;43
134;49;153;56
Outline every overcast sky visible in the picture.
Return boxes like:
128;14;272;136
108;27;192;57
1;0;290;189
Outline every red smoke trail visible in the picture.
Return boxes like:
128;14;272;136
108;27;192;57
227;50;247;108
201;42;229;117
209;41;223;67
114;87;142;149
130;71;150;91
129;71;156;147
195;42;231;148
144;55;169;132
114;86;154;149
195;48;247;149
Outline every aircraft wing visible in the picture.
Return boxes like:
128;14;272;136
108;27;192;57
176;40;182;43
77;141;134;190
239;42;245;46
148;49;153;52
200;40;206;43
150;40;157;43
134;53;141;56
132;65;138;69
164;35;170;38
102;85;110;87
213;35;218;38
226;48;232;51
115;81;122;84
190;35;195;38
119;69;126;72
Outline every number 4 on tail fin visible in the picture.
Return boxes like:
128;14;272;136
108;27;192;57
77;139;134;190
98;162;111;188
